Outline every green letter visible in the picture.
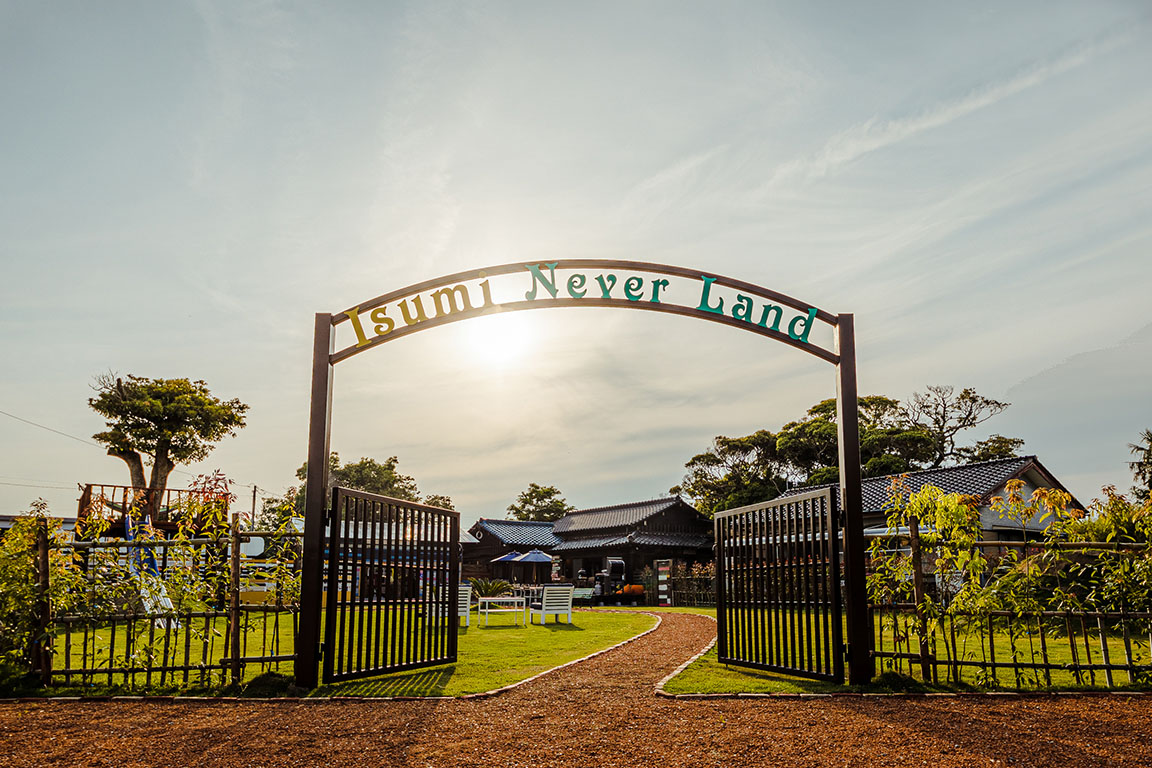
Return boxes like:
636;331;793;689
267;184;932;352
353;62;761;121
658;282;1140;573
787;308;818;343
431;284;474;317
731;294;754;322
567;273;587;299
595;274;617;298
757;304;783;332
623;276;644;301
649;278;669;303
524;262;560;300
697;276;724;314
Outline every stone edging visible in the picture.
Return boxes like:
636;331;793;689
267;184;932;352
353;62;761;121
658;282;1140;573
653;613;1152;700
0;609;663;705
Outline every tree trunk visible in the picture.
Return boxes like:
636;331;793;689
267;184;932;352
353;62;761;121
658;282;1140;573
107;447;149;514
148;445;175;522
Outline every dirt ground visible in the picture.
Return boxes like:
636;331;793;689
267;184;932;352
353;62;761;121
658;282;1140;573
2;612;1150;768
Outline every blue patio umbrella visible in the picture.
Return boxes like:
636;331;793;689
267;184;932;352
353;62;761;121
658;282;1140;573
490;550;523;581
512;549;553;584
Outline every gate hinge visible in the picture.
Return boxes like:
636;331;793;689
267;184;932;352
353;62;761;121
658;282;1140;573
318;641;325;659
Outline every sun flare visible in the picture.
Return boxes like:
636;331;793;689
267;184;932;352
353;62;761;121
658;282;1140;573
459;311;538;369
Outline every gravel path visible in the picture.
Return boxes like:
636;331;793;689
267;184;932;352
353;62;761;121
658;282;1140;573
2;611;1150;767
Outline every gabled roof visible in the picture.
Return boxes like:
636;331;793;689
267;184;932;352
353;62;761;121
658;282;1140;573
552;496;696;535
469;518;560;548
551;531;712;552
777;455;1080;514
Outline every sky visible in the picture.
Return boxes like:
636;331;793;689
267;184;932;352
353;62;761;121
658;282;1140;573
1;1;1150;527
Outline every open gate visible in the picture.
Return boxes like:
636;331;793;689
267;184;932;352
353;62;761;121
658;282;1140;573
322;487;459;683
296;261;874;687
715;487;844;683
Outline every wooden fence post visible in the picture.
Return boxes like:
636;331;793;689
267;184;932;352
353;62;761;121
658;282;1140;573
229;513;242;684
35;517;52;686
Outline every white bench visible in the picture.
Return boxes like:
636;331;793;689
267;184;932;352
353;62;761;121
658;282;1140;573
528;585;575;625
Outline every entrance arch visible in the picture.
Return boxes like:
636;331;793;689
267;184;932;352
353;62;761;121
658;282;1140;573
295;260;872;687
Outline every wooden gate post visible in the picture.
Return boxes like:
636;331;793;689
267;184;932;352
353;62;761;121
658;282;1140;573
228;513;242;684
836;314;874;685
35;517;52;686
296;313;334;689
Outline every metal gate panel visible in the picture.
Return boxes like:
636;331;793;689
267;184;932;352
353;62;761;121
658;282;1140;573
322;487;459;683
715;487;843;683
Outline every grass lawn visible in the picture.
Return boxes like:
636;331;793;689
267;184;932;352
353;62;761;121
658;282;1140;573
20;608;656;698
647;606;1152;694
311;609;656;697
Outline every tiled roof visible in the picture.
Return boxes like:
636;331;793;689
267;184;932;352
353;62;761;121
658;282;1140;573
551;532;713;552
470;518;560;548
778;456;1037;513
552;497;691;535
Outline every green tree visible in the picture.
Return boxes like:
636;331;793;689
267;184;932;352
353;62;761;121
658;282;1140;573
776;396;935;486
674;387;1021;515
671;430;790;516
904;385;1013;468
955;434;1027;464
88;374;248;508
506;483;574;522
288;453;451;512
423;494;456;511
1129;429;1152;504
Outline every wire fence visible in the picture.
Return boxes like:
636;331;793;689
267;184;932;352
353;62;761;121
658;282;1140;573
30;516;302;690
869;532;1152;689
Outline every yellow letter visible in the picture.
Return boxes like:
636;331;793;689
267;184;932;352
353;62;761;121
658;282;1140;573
345;307;371;347
370;306;394;337
431;284;474;317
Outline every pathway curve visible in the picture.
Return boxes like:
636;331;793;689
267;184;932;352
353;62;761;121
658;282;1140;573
2;612;1151;767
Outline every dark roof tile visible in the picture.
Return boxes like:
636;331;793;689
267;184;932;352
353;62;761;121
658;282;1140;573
552;497;692;534
470;518;560;548
778;456;1036;513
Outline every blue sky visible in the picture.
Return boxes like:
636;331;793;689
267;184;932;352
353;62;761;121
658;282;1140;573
2;1;1150;525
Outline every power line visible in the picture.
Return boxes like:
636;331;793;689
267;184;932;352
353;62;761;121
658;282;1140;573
0;408;99;447
0;406;264;491
0;481;76;490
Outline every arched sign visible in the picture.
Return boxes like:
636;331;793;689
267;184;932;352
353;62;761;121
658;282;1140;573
296;261;872;686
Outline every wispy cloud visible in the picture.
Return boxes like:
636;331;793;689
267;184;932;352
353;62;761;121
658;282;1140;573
619;144;728;226
760;27;1136;190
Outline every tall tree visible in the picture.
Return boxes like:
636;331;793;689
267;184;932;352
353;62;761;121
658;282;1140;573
776;396;935;485
288;453;452;512
506;483;574;522
671;430;790;516
88;374;248;508
904;385;1012;467
1130;429;1152;504
674;387;1022;516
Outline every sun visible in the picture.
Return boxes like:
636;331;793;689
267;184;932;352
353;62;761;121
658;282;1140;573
459;311;538;368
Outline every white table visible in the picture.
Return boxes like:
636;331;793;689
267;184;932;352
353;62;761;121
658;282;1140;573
478;596;526;626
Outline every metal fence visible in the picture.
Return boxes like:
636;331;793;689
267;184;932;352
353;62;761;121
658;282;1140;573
715;488;844;683
31;517;301;689
870;531;1152;688
321;488;459;683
